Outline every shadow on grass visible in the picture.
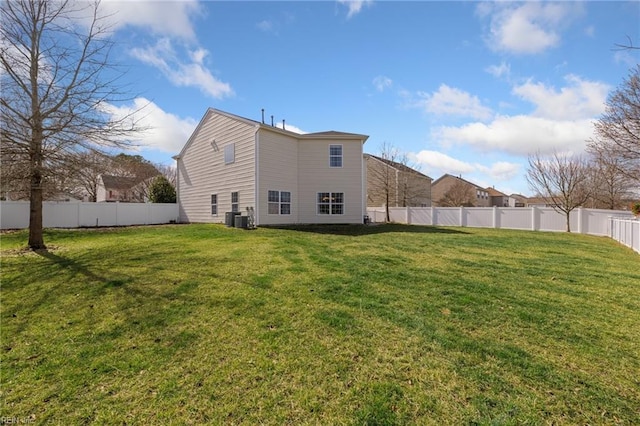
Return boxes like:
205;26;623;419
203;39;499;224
264;223;470;236
36;250;109;284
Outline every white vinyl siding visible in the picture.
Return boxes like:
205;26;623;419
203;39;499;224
176;110;257;223
297;138;364;224
257;130;299;225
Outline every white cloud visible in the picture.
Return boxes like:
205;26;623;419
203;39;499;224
413;150;476;175
104;97;198;154
512;75;609;120
337;0;373;19
273;121;307;134
97;0;203;40
485;61;511;79
373;75;393;92
412;150;520;182
434;115;595;156
479;2;580;54
257;20;274;32
130;38;233;99
417;85;493;120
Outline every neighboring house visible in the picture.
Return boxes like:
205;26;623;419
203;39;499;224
431;174;490;207
364;154;432;207
96;175;146;202
487;186;510;207
174;108;369;225
525;196;554;207
509;193;528;207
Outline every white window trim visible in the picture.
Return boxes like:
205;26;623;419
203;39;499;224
268;190;291;215
317;192;344;215
329;144;343;168
211;194;218;216
224;143;235;165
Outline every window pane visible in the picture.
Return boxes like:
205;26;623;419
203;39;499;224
333;192;344;203
281;203;290;215
224;143;235;164
268;203;279;214
211;194;217;204
318;193;330;203
268;190;279;202
330;157;342;167
330;145;342;155
331;204;343;215
211;206;217;215
281;192;291;203
231;192;239;203
318;204;330;214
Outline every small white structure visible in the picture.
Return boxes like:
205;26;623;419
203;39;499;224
174;108;369;225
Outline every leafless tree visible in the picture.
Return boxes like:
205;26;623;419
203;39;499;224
438;180;475;207
366;143;401;222
154;163;177;187
588;66;640;184
526;150;593;232
1;0;144;249
587;151;635;210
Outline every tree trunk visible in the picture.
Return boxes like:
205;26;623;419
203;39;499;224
565;212;571;233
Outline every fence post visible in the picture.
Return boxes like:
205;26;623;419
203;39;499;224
577;207;584;234
493;206;498;229
431;206;436;226
406;207;411;225
460;207;465;227
531;206;538;231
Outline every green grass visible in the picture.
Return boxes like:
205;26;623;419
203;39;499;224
1;224;639;425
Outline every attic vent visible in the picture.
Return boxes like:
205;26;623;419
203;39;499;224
210;140;219;151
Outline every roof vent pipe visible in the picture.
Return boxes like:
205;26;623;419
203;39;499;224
282;119;285;130
271;115;274;126
261;108;265;124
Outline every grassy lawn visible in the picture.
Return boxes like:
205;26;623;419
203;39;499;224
1;223;639;425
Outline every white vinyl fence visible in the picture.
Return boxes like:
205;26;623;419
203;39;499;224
609;217;640;254
0;201;179;230
367;206;638;252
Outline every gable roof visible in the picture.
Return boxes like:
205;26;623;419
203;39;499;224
364;153;432;180
100;175;139;190
486;187;508;197
431;173;484;190
174;108;368;159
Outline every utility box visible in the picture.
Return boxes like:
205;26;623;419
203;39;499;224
225;211;240;227
234;215;249;229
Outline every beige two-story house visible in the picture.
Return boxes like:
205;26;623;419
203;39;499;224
174;108;369;225
364;154;432;207
431;174;490;207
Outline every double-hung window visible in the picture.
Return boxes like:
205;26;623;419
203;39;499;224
268;190;291;215
231;192;239;212
211;194;218;215
329;145;342;168
317;192;344;215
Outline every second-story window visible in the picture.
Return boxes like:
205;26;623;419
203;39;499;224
329;145;342;167
224;143;235;164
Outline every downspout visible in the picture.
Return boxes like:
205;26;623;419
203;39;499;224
254;126;260;226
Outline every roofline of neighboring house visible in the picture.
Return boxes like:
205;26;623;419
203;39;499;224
364;153;433;181
431;173;484;190
173;108;369;160
486;187;509;197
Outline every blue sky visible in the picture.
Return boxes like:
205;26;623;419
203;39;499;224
97;0;639;196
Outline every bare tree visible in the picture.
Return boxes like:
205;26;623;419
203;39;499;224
588;151;635;210
438;180;475;207
366;143;401;222
1;0;144;249
588;66;640;183
526;151;593;232
67;151;114;201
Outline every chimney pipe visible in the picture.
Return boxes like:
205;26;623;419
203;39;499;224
271;115;274;126
282;119;285;130
261;108;265;124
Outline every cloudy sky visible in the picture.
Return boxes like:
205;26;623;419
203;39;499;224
96;0;638;196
